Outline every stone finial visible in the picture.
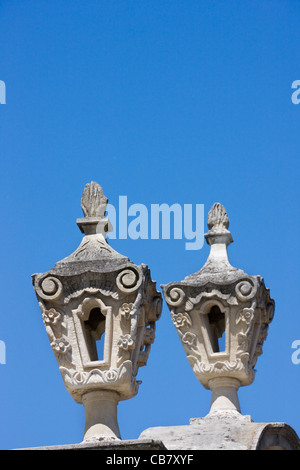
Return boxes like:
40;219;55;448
32;182;162;443
162;203;275;416
207;203;229;232
76;182;112;237
205;202;233;249
81;181;108;218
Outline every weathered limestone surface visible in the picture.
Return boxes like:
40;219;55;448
29;191;299;451
153;202;299;450
162;203;275;414
32;182;162;443
17;439;166;451
139;413;300;450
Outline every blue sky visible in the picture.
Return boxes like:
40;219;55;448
0;1;299;449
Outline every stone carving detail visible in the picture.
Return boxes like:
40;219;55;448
164;287;186;307
67;236;117;260
120;303;134;319
81;181;108;218
235;279;257;301
118;334;135;351
162;203;275;414
32;181;162;441
116;268;142;293
166;281;274;387
42;308;61;325
171;312;192;329
207;202;229;232
60;360;133;388
51;337;71;355
35;275;63;300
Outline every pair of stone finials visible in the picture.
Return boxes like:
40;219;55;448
32;182;274;443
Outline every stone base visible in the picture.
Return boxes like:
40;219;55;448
16;413;300;451
139;411;300;450
16;439;166;451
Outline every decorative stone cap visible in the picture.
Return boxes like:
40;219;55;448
52;182;129;275
183;202;244;284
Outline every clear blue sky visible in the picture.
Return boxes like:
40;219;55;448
0;1;299;449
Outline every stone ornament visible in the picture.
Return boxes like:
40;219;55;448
162;203;275;414
32;182;162;442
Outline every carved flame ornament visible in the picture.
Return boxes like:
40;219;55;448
162;203;275;415
80;181;108;218
32;182;162;442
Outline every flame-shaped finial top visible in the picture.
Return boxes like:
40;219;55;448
81;181;108;218
205;203;233;248
77;181;112;236
207;203;229;232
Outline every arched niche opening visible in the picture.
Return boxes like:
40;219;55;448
207;305;226;353
84;307;106;362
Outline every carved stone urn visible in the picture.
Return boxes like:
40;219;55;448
32;182;162;442
162;203;275;414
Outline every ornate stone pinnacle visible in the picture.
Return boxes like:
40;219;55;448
81;181;108;218
162;203;275;416
32;182;162;442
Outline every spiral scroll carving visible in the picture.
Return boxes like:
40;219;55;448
116;268;142;293
36;276;63;300
235;279;256;302
165;286;186;307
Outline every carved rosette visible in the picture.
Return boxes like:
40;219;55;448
33;263;162;404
